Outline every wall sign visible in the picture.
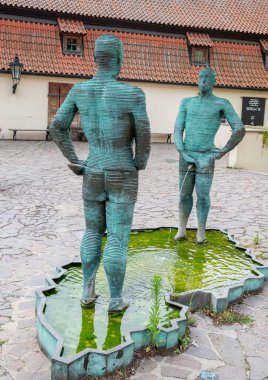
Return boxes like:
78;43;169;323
241;97;266;126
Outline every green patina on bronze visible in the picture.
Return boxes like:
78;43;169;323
44;228;259;357
174;68;245;243
50;35;151;313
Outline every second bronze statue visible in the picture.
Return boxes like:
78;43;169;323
174;68;245;243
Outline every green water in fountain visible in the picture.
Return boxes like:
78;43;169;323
44;228;260;357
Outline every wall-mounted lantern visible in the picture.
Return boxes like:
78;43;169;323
9;55;23;94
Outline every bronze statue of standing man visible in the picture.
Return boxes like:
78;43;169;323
174;68;245;243
50;35;151;312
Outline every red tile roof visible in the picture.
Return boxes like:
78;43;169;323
58;18;86;35
1;0;268;35
1;19;268;89
260;40;268;53
186;32;212;47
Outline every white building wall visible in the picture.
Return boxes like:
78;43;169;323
0;73;267;147
229;128;268;173
0;74;79;140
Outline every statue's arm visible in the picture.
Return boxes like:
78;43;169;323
217;100;245;157
132;89;151;170
50;86;81;165
174;99;187;152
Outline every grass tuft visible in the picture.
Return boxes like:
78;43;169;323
204;307;254;326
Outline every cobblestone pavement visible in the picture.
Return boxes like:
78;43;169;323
0;141;267;380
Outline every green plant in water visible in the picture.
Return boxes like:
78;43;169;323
254;233;260;245
147;275;163;349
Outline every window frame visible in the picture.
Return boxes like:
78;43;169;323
62;35;83;56
191;46;209;66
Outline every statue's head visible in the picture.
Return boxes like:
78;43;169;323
198;68;216;92
94;34;123;76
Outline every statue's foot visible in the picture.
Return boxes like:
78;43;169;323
196;230;206;244
108;298;129;314
174;230;186;241
80;294;99;308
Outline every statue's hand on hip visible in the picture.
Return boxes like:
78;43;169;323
67;161;86;175
211;148;226;160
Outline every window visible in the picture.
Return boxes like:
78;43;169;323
63;35;83;55
264;54;268;71
192;47;209;65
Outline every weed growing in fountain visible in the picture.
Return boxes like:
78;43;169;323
147;275;162;349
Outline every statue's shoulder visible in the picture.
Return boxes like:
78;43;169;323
69;80;91;94
213;95;231;106
118;83;146;103
180;96;197;107
118;82;145;95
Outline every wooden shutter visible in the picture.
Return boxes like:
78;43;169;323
48;82;60;125
48;82;81;133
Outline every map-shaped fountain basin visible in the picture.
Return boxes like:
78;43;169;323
36;228;268;380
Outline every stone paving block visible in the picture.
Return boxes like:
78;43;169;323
247;355;268;380
8;341;37;357
136;358;158;374
186;345;219;361
22;351;50;372
14;371;50;380
0;303;11;311
244;294;268;308
238;332;268;356
0;310;12;318
154;355;164;363
0;268;12;280
219;323;244;331
17;307;34;319
0;375;13;380
165;354;201;370
17;319;35;329
161;365;192;378
4;358;24;372
132;375;160;380
186;328;219;360
0;318;10;326
209;333;244;367
0;369;13;380
214;365;247;380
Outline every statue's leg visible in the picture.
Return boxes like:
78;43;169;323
174;171;195;240
80;200;106;306
195;173;214;243
103;201;135;313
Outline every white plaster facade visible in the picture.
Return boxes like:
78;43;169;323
229;128;268;173
0;73;268;149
